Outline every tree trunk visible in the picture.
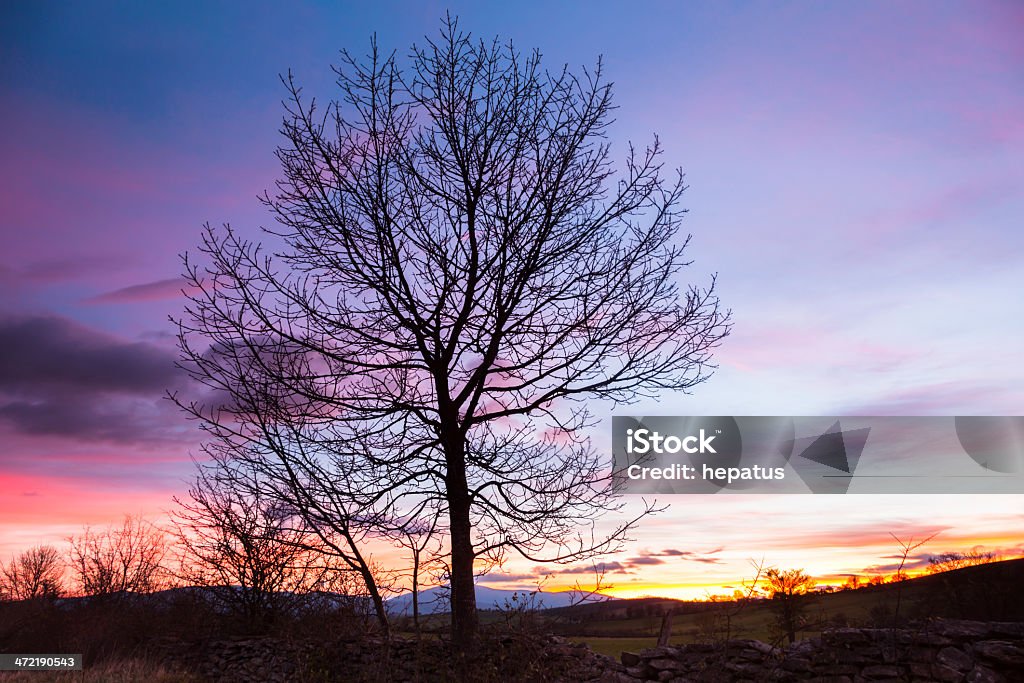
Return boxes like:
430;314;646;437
442;427;478;653
412;546;421;637
362;565;391;639
448;483;478;652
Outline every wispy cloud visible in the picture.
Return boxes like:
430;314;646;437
84;277;198;304
840;381;1017;416
639;547;724;565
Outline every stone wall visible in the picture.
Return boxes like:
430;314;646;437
605;619;1024;683
153;619;1024;682
153;632;616;682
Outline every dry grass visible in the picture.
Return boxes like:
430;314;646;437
0;658;200;683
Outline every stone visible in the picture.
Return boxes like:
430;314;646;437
989;623;1024;639
910;632;955;647
932;620;994;639
908;646;937;662
647;657;685;672
972;641;1024;667
620;651;641;667
879;643;900;664
733;639;781;656
820;664;860;676
781;657;812;672
824;629;872;646
908;661;933;678
966;664;1005;683
861;664;901;678
834;648;874;665
937;646;975;672
931;662;968;682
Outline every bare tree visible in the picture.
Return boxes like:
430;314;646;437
171;460;365;629
568;562;614;607
173;16;728;650
888;531;937;625
67;515;168;598
393;515;445;637
0;545;64;601
763;567;816;644
927;549;998;574
696;558;765;647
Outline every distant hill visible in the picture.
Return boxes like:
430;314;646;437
544;557;1024;641
386;585;604;615
24;557;1021;627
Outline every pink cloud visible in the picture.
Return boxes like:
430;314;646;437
721;323;922;377
842;380;1020;416
84;277;199;304
853;180;1018;245
780;523;950;552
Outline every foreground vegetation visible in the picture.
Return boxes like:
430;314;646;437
0;558;1020;679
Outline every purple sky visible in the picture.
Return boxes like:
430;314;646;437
1;2;1022;594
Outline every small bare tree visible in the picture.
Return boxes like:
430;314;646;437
927;549;998;574
763;567;816;644
696;558;765;647
394;516;445;637
0;545;64;601
842;574;862;591
67;515;168;598
888;531;937;625
172;460;364;628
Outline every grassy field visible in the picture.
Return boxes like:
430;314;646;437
558;573;988;657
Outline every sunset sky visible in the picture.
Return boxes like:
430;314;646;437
1;2;1022;600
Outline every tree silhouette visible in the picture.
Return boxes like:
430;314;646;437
0;545;63;602
174;16;728;650
171;460;360;630
67;515;168;599
763;567;816;644
927;549;998;574
888;531;937;625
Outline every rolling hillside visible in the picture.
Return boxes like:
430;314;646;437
386;585;593;615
